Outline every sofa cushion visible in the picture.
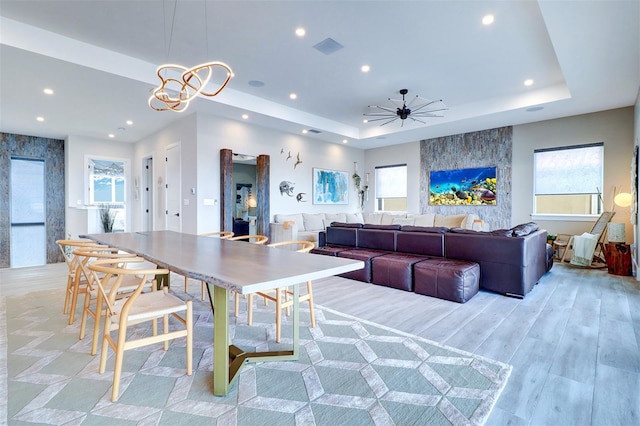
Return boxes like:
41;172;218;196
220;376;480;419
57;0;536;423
345;212;364;224
511;222;540;237
401;226;449;234
381;213;405;225
274;213;305;231
411;214;436;227
323;213;347;229
363;213;383;224
302;213;325;231
392;217;415;226
434;214;468;228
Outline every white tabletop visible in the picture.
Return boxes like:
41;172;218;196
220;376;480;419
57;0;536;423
82;231;363;294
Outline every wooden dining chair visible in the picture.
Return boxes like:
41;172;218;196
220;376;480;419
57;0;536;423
183;231;235;299
247;240;316;342
228;234;268;244
88;257;193;402
73;247;156;355
228;234;269;316
56;239;105;325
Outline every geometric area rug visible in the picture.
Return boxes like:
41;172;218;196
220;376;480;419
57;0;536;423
2;288;511;425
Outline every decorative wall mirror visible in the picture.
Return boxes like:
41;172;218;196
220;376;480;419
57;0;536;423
220;149;270;238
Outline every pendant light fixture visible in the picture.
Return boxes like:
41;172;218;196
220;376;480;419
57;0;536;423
149;0;233;112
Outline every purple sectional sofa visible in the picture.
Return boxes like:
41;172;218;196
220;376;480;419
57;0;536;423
312;222;551;301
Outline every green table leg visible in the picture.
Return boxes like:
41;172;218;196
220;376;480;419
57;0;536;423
207;283;301;396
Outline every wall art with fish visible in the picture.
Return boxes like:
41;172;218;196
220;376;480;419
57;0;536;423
429;166;497;206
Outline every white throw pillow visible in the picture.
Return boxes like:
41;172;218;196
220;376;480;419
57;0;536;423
345;212;364;224
434;214;467;228
302;213;325;231
412;214;435;227
274;213;305;231
325;213;347;224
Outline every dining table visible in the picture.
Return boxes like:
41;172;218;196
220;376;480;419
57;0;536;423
81;230;364;395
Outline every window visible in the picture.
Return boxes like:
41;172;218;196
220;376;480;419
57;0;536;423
533;143;603;215
375;164;407;211
86;156;128;232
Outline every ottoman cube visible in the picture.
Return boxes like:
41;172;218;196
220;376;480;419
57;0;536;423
337;249;389;283
372;253;430;291
414;258;480;303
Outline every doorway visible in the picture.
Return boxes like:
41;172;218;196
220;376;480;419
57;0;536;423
10;157;46;267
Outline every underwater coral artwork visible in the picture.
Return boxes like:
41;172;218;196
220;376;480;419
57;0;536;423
313;168;349;205
429;166;497;206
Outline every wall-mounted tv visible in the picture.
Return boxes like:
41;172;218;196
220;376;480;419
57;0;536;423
429;166;497;206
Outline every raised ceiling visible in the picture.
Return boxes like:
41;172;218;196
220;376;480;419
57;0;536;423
0;1;638;150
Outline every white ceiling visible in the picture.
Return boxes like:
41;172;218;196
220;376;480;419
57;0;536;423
1;0;638;150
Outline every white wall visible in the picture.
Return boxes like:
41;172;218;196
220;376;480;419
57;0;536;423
513;107;635;241
364;142;420;213
364;108;635;238
65;135;134;238
194;113;365;234
132;114;198;233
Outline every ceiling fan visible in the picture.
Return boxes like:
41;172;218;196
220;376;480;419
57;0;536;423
364;89;447;127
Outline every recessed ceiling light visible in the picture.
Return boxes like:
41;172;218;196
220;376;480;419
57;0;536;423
524;79;534;86
363;119;369;123
126;120;133;125
242;114;249;119
302;129;308;134
482;14;495;25
36;116;44;122
295;27;306;37
361;65;370;73
289;93;297;100
108;134;115;138
43;88;54;95
342;139;348;144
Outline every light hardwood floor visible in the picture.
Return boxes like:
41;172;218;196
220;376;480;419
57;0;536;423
1;261;638;425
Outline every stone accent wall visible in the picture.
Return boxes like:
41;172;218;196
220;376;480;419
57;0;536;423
420;127;512;230
0;133;65;267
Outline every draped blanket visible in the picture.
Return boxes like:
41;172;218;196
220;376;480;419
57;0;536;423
571;232;599;266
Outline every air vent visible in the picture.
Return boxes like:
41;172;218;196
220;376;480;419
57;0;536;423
308;129;322;134
313;38;344;55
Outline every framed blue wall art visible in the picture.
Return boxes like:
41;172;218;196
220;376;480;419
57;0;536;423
429;166;497;205
312;168;349;205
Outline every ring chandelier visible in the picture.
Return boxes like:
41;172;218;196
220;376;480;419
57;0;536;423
148;61;233;112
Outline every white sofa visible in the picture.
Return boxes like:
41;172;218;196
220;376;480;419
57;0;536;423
269;212;484;244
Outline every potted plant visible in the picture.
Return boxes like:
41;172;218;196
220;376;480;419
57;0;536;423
99;204;115;233
547;233;557;245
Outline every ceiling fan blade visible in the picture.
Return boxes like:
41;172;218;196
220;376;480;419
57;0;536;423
408;116;426;124
379;117;399;126
411;100;442;113
366;116;396;122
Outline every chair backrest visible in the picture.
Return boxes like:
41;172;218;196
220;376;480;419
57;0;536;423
201;231;234;239
228;234;268;244
590;211;615;238
56;239;104;273
73;247;135;292
267;240;315;253
88;257;167;318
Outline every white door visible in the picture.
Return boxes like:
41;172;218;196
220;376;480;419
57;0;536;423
165;144;181;232
142;156;153;232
